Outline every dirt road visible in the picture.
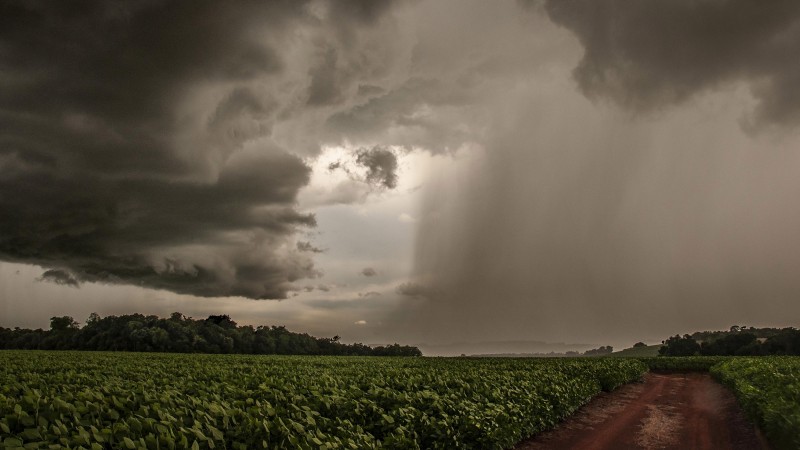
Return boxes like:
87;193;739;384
515;372;770;450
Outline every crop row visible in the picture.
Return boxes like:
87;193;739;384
710;357;800;450
0;352;646;449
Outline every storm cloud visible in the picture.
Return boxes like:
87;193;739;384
543;0;800;127
38;269;80;288
6;0;800;351
384;0;800;348
0;0;402;299
356;147;399;189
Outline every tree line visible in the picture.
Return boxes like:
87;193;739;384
0;313;422;356
659;327;800;356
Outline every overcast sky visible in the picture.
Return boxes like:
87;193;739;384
3;0;800;355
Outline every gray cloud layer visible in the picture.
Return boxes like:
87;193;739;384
0;0;402;299
388;0;800;347
7;0;800;349
543;0;800;128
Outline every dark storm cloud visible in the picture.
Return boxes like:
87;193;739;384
355;147;399;189
0;136;316;298
543;0;800;126
322;147;399;194
326;78;474;151
38;269;80;288
328;0;400;25
307;47;347;107
361;267;377;277
0;0;401;299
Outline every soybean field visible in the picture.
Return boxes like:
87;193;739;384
0;352;645;449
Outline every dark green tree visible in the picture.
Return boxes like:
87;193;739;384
659;335;700;356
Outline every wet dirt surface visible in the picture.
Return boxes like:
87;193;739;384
515;372;770;450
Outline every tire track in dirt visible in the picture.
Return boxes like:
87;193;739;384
515;372;770;450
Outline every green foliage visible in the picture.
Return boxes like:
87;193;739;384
637;356;727;372
761;329;800;355
49;316;79;331
690;326;794;343
711;357;800;450
658;335;701;356
0;313;421;357
659;328;800;357
700;332;759;356
0;352;646;449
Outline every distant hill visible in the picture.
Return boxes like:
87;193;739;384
608;344;662;358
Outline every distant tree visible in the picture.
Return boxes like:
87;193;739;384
633;342;647;348
701;332;758;356
372;343;423;357
659;335;700;356
762;329;800;355
50;316;79;331
730;325;741;332
205;314;237;329
0;312;423;356
86;312;101;325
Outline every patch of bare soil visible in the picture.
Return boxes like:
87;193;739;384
514;373;770;450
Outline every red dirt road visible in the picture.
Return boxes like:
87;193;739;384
515;373;770;450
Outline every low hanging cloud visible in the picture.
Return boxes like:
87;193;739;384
38;269;80;288
0;0;403;299
361;267;378;277
396;282;438;298
543;0;800;127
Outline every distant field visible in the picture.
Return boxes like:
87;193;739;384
0;351;645;449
